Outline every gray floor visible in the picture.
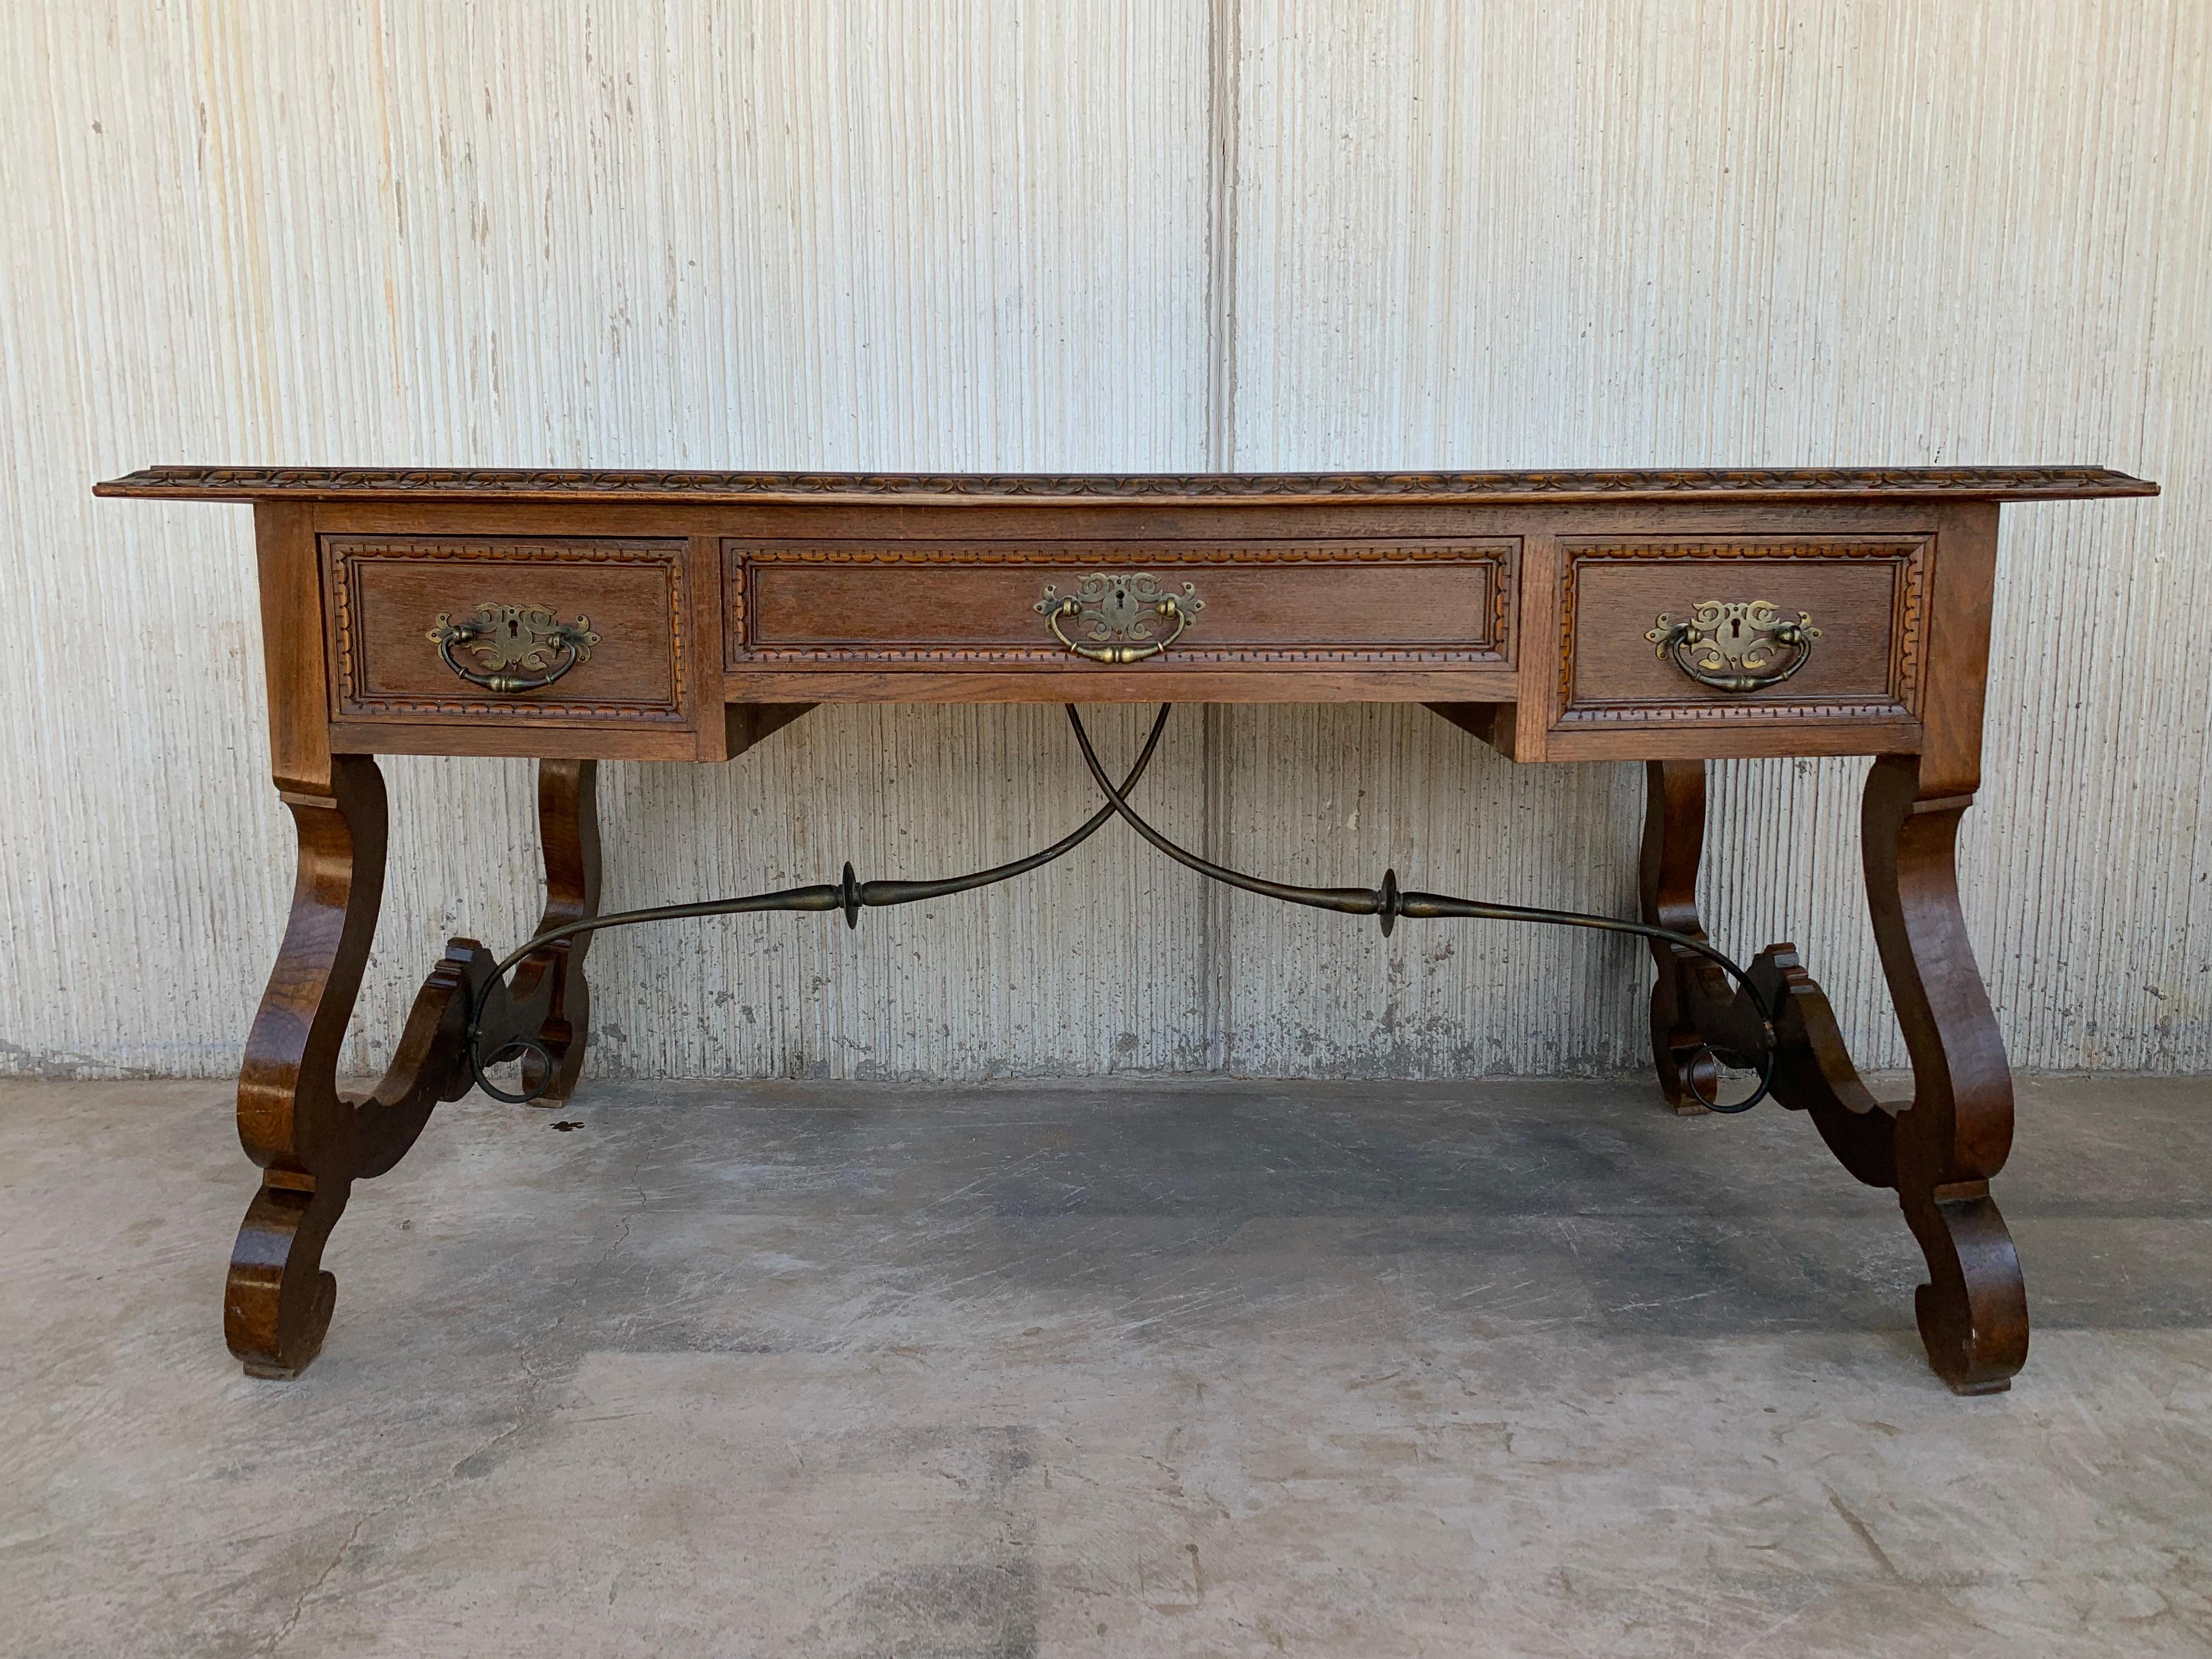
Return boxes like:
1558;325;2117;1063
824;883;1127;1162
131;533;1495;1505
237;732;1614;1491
4;1074;2210;1657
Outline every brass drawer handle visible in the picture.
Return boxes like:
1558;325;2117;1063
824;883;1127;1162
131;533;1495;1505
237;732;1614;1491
426;603;601;693
1647;600;1821;693
1035;573;1203;664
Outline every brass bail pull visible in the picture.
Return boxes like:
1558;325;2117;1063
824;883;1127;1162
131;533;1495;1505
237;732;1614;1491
427;603;601;693
1035;573;1204;664
1646;600;1820;693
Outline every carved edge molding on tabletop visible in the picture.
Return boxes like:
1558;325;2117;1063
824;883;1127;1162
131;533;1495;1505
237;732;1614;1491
96;464;2159;499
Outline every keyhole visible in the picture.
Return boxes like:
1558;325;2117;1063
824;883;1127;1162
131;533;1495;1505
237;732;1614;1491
1727;617;1742;639
507;618;521;639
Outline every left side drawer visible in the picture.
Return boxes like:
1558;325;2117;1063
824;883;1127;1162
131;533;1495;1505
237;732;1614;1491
324;536;690;725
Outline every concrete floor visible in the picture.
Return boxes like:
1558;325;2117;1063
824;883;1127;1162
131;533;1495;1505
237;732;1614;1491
3;1075;2210;1657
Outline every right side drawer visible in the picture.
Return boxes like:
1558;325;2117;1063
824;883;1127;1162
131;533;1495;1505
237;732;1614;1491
1555;534;1931;738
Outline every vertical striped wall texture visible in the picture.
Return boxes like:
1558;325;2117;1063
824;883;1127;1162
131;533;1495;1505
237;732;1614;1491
1;1;2204;1082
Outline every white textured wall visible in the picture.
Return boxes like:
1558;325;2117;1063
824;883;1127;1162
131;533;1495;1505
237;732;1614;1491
1;0;2204;1082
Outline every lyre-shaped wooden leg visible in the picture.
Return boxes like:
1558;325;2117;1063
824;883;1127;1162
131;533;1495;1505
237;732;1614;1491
227;755;603;1377
1639;760;1720;1113
1863;754;2025;1392
228;755;387;1377
1636;753;2025;1393
517;759;600;1103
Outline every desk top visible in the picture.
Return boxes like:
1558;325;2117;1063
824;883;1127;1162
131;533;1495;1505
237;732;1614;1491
95;464;2157;506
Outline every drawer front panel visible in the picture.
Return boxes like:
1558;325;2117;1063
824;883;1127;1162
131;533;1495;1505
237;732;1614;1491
326;537;689;722
1559;537;1928;728
729;539;1515;667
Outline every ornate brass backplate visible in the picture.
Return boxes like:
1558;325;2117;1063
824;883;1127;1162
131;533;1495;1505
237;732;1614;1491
426;603;600;692
1646;599;1820;693
1034;573;1204;664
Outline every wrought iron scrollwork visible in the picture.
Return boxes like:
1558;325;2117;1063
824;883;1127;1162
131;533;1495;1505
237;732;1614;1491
465;704;1776;1113
428;603;601;693
1647;600;1820;693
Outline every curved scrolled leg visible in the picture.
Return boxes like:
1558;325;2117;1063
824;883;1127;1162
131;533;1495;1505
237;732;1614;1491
1864;754;2025;1393
1635;751;2024;1393
516;759;600;1103
1638;760;1722;1113
229;755;605;1376
228;755;387;1378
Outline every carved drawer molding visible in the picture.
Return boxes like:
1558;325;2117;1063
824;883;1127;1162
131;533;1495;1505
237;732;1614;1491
725;538;1519;670
324;536;691;723
1554;536;1931;729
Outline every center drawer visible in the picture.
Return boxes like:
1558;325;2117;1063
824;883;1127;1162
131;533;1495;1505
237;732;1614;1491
727;539;1515;668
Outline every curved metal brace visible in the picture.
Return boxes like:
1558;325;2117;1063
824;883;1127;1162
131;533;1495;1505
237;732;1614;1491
1060;707;1776;1111
463;704;1178;1102
464;702;1777;1113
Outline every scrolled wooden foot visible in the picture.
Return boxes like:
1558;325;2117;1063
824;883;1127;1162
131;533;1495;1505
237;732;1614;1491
228;1178;348;1378
1901;1184;2028;1393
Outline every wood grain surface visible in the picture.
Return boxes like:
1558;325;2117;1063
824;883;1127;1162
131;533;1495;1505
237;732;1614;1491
742;558;1501;657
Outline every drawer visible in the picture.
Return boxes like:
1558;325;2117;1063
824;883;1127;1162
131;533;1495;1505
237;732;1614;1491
726;538;1515;668
1554;535;1929;735
324;536;691;724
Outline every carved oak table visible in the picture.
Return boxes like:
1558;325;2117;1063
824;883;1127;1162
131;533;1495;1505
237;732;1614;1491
94;464;2156;1391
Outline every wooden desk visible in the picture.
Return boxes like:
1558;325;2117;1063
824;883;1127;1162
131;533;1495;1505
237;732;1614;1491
95;464;2156;1391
